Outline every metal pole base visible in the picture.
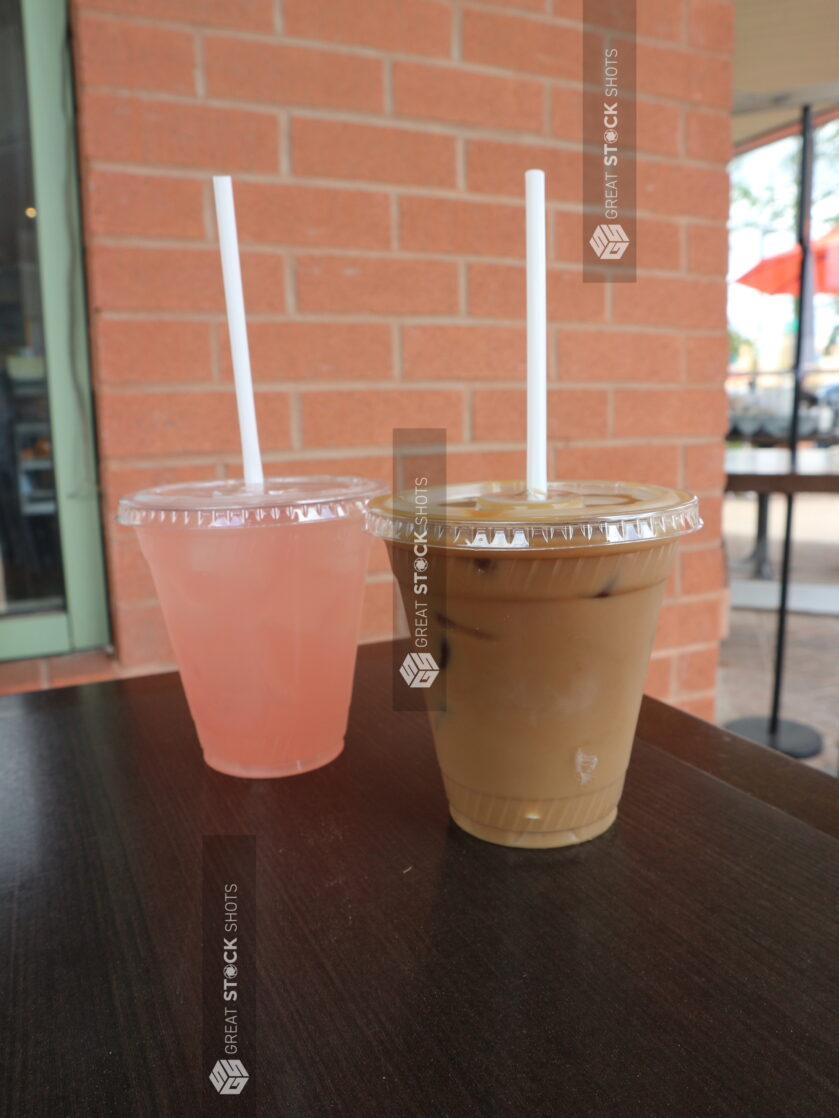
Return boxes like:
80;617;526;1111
726;716;823;759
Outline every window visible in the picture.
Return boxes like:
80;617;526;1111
727;119;839;442
0;0;108;660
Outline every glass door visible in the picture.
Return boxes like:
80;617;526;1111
0;0;108;660
1;0;64;616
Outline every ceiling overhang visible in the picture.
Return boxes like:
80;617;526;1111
734;0;839;150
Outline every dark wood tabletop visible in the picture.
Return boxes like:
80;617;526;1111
2;641;837;1117
726;446;839;493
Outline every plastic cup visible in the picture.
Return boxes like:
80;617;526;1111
367;481;702;847
118;477;385;777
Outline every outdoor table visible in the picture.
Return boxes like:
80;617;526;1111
725;445;839;578
2;641;837;1116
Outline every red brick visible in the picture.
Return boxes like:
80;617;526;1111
549;87;584;144
579;1;636;32
645;655;674;700
654;597;721;650
245;453;390;482
637;0;684;42
439;448;529;483
204;36;383;112
113;603;174;669
638;160;730;220
360;579;398;643
78;0;273;31
403;325;525;381
102;461;219;513
473;388;608;441
392;62;544;133
466;140;581;202
85;171;205;239
467;262;606;324
674;694;717;721
635;217;683;271
686;109;731;163
694;495;723;542
301;389;465;447
463;9;581;81
468;0;547;10
44;651;118;690
75;14;195;94
0;659;43;695
636;43;731;110
88;247;284;313
95;320;213;384
292;119;456;189
466;260;526;317
108;533;158;602
400;196;522;258
684;441;725;490
681;547;725;596
687;223;729;276
551;269;611;323
556;329;683;384
98;389;291;456
636;99;682;157
220;322;393;382
688;0;734;53
686;335;729;383
296;256;459;315
612;278;725;329
552;209;584;264
555;443;681;489
234;183;390;250
80;92;278;172
614;388;727;438
284;0;451;57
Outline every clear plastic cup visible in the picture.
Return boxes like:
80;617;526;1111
367;481;702;847
118;477;386;777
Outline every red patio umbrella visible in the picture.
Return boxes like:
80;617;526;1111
735;224;839;294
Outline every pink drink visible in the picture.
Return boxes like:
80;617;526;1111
118;478;384;777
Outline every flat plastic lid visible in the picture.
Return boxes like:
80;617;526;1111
118;476;387;528
366;480;701;550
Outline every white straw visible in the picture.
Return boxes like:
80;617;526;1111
213;175;264;486
525;169;548;497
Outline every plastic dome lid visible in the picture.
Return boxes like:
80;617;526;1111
118;476;387;528
366;480;701;550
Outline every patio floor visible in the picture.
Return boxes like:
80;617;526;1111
718;493;839;777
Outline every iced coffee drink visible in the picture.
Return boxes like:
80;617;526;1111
367;481;701;848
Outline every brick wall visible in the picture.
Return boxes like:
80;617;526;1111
1;0;732;718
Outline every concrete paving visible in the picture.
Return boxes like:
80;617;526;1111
718;493;839;776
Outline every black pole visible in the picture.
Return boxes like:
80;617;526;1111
727;104;822;758
767;105;817;752
788;103;814;471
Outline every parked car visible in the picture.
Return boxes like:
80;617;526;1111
816;382;839;421
726;371;835;440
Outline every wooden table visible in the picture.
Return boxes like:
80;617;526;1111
725;446;839;496
2;642;838;1116
725;446;839;578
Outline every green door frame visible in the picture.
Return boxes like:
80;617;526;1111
0;0;109;661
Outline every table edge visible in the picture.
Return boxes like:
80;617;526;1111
637;695;839;840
